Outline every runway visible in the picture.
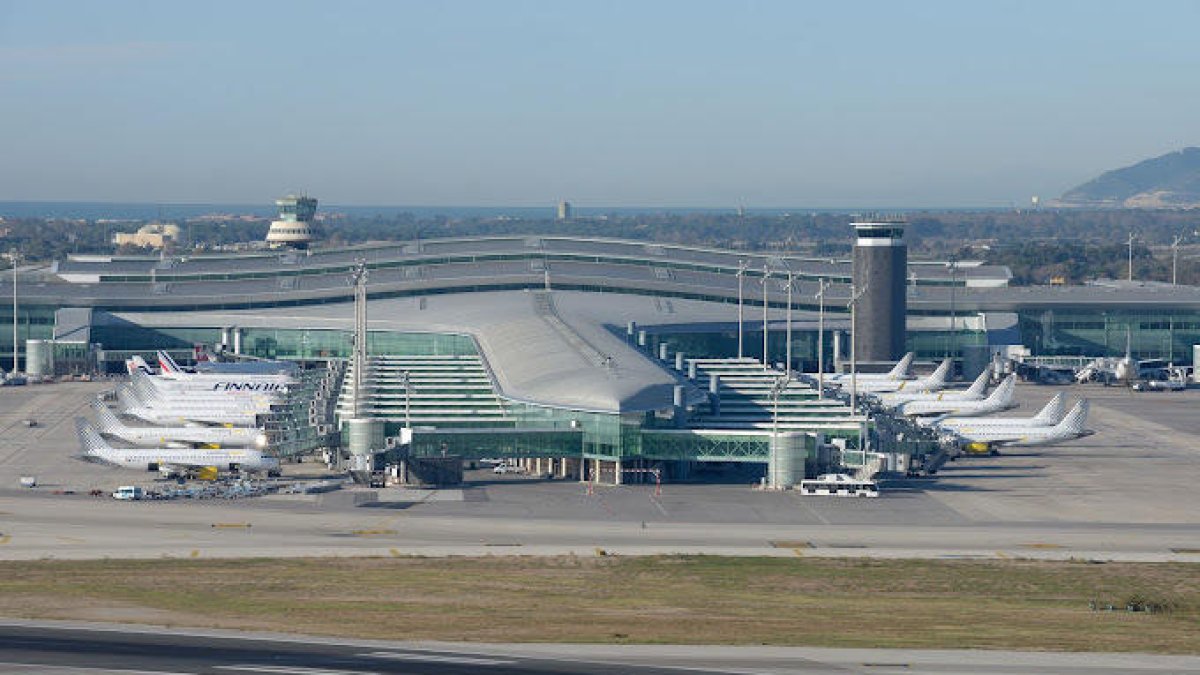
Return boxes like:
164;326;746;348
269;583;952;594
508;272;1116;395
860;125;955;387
0;621;1197;675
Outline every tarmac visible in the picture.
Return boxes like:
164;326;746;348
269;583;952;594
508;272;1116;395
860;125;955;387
0;380;1198;562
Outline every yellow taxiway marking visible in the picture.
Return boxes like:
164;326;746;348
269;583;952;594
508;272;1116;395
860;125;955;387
211;523;252;529
0;535;10;545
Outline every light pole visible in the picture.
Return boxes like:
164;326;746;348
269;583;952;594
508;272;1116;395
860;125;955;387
761;263;771;370
399;370;412;430
8;249;18;375
815;278;831;400
784;269;794;381
1127;232;1136;282
1171;233;1185;286
947;258;958;362
848;283;869;415
736;260;747;359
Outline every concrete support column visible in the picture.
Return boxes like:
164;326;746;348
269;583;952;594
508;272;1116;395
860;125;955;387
674;351;685;371
658;342;669;361
558;457;569;478
687;361;697;380
232;328;242;355
614;459;623;485
832;330;843;373
637;330;647;347
535;457;543;475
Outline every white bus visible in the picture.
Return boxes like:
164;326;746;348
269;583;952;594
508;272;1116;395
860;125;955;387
798;473;879;498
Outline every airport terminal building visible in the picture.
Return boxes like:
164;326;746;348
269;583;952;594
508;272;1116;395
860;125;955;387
5;231;1200;481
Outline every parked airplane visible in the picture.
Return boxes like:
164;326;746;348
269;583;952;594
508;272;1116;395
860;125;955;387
823;352;915;382
940;399;1090;453
76;419;279;476
116;385;263;427
877;369;991;408
156;351;294;386
130;370;285;403
92;399;267;449
837;358;951;394
935;392;1066;432
897;374;1016;418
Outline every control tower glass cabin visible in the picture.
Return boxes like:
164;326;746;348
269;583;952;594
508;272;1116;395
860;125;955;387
265;195;319;249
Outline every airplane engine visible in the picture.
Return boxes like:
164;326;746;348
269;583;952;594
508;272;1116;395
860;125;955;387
962;441;998;456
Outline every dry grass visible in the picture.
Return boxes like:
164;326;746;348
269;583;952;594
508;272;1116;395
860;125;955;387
1;556;1197;653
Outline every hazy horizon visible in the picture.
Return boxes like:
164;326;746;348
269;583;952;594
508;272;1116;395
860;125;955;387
2;1;1198;207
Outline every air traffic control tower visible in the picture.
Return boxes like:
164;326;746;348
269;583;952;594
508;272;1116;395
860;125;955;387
852;219;907;362
265;194;318;249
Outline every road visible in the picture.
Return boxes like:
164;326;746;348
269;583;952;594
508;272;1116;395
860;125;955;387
0;621;1197;675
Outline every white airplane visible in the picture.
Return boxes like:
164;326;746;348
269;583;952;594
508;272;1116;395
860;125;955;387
155;351;295;388
116;385;263;427
941;399;1090;452
76;419;279;475
838;358;951;394
823;352;915;382
936;392;1066;432
877;369;991;408
92;399;267;449
897;374;1016;418
129;370;283;405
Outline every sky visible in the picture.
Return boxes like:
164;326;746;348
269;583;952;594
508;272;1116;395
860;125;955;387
1;0;1198;208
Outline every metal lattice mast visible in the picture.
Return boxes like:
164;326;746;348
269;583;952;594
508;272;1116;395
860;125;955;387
350;260;369;419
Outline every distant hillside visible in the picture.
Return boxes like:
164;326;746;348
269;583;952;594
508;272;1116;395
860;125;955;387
1060;147;1200;207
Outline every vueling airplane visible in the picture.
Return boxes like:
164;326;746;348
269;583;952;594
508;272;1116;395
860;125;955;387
940;399;1091;454
877;369;991;408
838;358;951;395
76;419;279;476
897;374;1017;418
92;399;267;449
823;352;915;382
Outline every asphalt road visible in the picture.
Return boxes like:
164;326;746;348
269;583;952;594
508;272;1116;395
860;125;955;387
0;622;1197;675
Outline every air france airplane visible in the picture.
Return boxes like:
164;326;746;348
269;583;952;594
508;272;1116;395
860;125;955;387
76;419;279;476
156;351;294;387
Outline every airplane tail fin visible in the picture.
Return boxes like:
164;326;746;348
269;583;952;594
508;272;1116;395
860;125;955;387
91;398;125;432
963;369;990;397
1032;392;1067;425
127;355;153;375
922;358;951;389
157;350;182;374
116;384;145;410
986;374;1017;405
886;352;915;380
75;418;111;454
1055;399;1089;436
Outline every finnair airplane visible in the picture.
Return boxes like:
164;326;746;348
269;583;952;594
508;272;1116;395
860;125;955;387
824;352;915;382
940;399;1090;451
897;374;1017;418
936;392;1066;432
838;358;951;395
76;419;279;475
92;399;267;449
877;369;991;408
116;386;263;427
129;371;283;405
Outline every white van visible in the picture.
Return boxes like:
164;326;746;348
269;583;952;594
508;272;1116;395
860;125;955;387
112;485;144;501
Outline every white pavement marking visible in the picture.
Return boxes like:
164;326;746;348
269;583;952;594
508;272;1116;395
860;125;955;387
649;495;669;517
0;663;195;675
359;650;517;665
216;667;378;675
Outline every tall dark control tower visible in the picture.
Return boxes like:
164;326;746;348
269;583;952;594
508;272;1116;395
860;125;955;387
852;219;907;362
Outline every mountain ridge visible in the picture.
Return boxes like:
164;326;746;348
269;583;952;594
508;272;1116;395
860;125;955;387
1059;148;1200;207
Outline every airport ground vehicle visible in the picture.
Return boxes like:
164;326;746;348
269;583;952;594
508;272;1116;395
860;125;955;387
112;485;144;500
493;463;518;474
797;473;879;497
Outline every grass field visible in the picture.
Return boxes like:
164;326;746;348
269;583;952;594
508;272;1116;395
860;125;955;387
1;556;1197;653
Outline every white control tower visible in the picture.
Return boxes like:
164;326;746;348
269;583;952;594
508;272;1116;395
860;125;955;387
265;194;318;249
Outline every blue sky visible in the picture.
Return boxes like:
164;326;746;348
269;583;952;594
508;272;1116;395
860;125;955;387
1;0;1197;207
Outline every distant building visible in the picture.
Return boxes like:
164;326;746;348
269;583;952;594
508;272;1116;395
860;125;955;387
266;195;318;249
113;222;180;249
556;200;573;221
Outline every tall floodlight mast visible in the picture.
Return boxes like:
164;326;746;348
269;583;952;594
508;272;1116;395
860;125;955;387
350;260;369;419
736;260;748;359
